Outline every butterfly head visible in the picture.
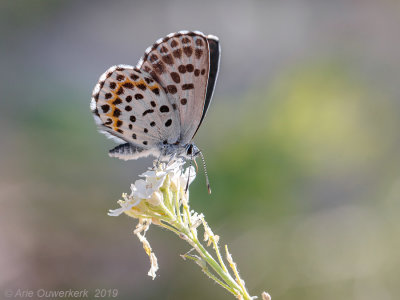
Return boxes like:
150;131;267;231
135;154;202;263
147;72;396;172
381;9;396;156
156;142;200;161
185;143;200;158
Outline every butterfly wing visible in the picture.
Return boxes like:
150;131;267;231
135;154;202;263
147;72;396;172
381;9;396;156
195;35;221;134
91;65;180;159
137;31;213;144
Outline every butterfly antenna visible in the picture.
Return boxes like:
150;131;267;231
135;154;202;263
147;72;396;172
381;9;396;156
199;151;211;194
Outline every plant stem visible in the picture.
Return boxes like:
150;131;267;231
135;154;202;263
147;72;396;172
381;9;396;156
172;205;253;300
192;235;252;300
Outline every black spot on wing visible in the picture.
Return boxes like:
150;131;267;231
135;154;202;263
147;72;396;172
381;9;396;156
165;119;172;127
143;109;154;116
160;105;169;113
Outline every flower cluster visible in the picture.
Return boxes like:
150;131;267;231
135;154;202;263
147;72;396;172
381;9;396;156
108;159;194;220
108;159;268;299
108;159;195;279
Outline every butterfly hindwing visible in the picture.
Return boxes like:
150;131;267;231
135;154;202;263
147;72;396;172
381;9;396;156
137;31;211;144
91;65;180;154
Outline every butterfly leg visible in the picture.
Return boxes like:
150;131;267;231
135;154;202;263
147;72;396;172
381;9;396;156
168;153;177;164
154;152;163;168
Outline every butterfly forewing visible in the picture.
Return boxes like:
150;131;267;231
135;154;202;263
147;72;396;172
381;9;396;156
196;35;221;134
91;65;180;149
138;31;210;144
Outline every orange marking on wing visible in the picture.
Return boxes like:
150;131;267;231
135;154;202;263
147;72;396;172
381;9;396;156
151;83;159;90
104;81;126;131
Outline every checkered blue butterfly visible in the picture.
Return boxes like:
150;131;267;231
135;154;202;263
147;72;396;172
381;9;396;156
90;31;220;164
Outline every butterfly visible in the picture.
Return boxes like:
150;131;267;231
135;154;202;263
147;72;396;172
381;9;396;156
90;30;220;162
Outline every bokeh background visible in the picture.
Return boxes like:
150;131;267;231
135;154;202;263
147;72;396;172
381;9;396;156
1;0;400;299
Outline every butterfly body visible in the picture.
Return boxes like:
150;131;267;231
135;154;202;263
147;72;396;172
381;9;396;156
91;31;220;161
108;140;198;161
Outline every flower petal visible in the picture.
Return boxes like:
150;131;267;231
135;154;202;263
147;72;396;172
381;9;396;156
107;197;141;216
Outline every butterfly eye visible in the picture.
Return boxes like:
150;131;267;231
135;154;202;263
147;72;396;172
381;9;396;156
186;144;193;156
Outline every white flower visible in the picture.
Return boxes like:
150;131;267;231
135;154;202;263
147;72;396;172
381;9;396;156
139;159;185;191
165;159;186;173
142;159;184;178
180;165;196;188
131;179;162;199
147;191;163;206
108;159;193;218
108;194;140;217
139;170;167;190
107;158;199;264
262;292;271;300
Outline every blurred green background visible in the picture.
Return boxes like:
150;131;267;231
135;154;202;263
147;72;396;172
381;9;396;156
1;0;400;299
